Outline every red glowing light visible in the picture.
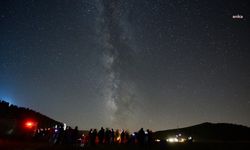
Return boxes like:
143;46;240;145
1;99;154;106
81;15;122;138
24;121;35;129
26;122;33;127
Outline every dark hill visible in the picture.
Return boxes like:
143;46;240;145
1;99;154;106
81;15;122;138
154;122;250;142
0;100;62;138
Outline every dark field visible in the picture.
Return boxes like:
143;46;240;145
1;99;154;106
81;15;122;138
1;139;249;150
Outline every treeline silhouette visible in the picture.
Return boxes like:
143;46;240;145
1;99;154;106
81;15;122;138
0;100;62;139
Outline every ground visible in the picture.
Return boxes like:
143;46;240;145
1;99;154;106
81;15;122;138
1;139;250;150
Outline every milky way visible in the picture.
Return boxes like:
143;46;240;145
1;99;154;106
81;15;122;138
95;0;139;128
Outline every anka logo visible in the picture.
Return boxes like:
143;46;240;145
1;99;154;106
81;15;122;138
232;14;244;19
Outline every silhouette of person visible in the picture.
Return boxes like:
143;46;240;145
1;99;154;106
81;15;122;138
105;128;111;144
121;130;125;144
110;129;115;144
98;127;105;144
92;129;97;145
138;128;145;145
147;129;153;145
72;126;79;145
89;129;95;146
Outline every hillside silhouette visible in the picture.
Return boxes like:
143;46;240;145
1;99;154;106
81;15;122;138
154;122;250;142
1;99;250;144
0;100;62;138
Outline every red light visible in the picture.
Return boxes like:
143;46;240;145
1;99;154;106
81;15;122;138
25;122;33;127
24;120;36;129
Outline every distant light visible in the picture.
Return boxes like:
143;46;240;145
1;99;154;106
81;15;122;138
63;123;67;130
26;122;33;127
180;138;185;142
155;139;160;142
25;121;35;129
166;137;178;143
132;133;135;136
145;131;148;134
188;136;192;140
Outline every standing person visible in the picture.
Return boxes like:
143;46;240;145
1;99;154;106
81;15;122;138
104;128;111;144
98;127;105;144
121;130;125;144
115;129;120;143
138;128;145;145
72;126;79;146
110;129;115;144
147;129;153;145
88;129;93;145
92;129;98;145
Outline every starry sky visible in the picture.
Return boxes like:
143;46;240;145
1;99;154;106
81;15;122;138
0;0;250;131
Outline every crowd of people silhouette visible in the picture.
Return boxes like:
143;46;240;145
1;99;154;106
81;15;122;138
35;125;154;147
84;127;153;146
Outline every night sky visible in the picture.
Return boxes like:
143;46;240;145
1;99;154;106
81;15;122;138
0;0;250;131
